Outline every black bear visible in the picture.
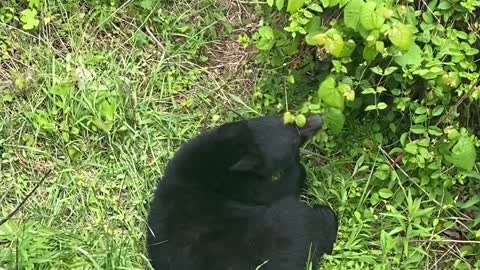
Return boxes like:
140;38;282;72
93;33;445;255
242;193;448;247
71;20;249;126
146;115;338;270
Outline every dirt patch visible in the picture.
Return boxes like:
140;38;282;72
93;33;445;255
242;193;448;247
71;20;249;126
204;0;260;96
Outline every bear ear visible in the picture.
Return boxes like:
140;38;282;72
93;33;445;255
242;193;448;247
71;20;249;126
229;154;261;172
216;121;249;140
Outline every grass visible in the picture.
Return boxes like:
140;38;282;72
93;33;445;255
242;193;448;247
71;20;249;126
1;0;479;270
0;1;252;269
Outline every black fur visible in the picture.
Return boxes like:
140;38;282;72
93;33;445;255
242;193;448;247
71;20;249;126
146;115;338;270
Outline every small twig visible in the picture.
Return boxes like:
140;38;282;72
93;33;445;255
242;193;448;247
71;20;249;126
429;243;455;270
144;26;167;52
0;23;47;44
300;149;330;161
421;0;441;23
435;82;478;127
411;239;480;244
379;146;443;205
378;146;472;221
92;0;133;34
201;73;251;119
0;170;52;226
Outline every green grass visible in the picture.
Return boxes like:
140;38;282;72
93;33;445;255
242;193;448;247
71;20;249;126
0;1;250;269
1;1;479;270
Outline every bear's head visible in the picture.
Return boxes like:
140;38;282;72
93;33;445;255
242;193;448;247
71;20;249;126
166;114;322;185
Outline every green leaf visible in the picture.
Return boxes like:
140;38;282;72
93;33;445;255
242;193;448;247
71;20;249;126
283;111;296;124
259;26;275;38
324;107;345;134
99;98;116;123
437;0;452;9
459;195;480;209
427;0;438;10
448;129;461;141
255;26;276;51
384;67;398;75
415;107;427;114
62;131;69;143
428;126;443;136
413;114;428;123
374;40;384;52
405;142;418;154
68;146;81;160
276;0;285;10
35;112;56;132
359;1;384;30
15;78;25;90
29;0;41;9
361;88;375;95
374;169;388;180
305;32;325;46
410;125;426;134
20;9;40;30
318;76;344;110
307;29;345;57
295;114;307;128
394;43;422;67
363;44;378;62
49;83;73;97
444;136;477;171
343;0;364;30
2;94;13;102
309;3;323;12
287;0;305;14
338;39;356;57
324;33;344;57
267;0;274;6
140;0;154;10
378;188;393;199
305;16;322;33
338;83;355;101
370;66;383;75
353;154;365;176
417;138;430;147
377;102;387;110
287;74;295;84
370;193;379;205
389;23;413;50
418;147;430;159
413;68;443;80
432;105;444;116
438;72;461;88
92;118;113;133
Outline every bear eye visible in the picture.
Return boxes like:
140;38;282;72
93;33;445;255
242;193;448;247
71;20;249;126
271;169;285;182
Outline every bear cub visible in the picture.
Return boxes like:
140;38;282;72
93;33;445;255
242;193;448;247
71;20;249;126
146;115;338;270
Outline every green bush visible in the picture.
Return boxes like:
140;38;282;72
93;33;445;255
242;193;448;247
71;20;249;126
253;0;479;188
250;0;480;268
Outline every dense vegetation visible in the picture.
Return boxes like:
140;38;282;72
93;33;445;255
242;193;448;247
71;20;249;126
0;0;479;269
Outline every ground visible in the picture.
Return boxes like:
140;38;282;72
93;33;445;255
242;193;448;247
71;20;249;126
0;1;479;270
